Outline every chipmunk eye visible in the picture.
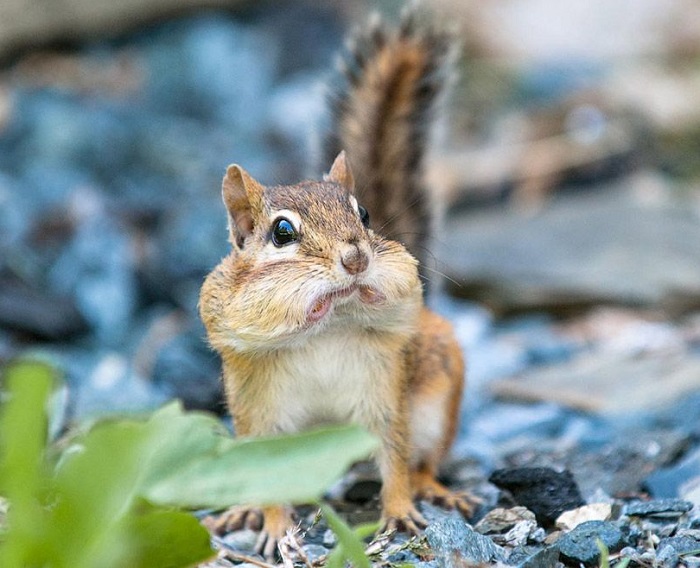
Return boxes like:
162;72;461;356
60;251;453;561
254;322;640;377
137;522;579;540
271;217;298;247
358;205;370;228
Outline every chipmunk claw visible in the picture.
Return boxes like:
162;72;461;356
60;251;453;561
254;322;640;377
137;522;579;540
380;507;428;536
422;489;482;518
412;470;482;519
254;505;297;561
453;491;483;517
254;529;281;560
202;506;263;534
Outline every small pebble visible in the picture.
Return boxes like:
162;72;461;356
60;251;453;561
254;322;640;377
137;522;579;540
301;544;330;562
475;506;536;534
322;528;337;547
556;503;612;531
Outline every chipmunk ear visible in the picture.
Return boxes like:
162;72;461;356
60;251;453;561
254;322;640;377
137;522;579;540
324;150;355;193
222;164;265;248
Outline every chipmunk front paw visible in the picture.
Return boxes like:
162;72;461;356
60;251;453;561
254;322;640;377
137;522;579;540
254;505;297;560
412;471;482;518
202;505;264;534
202;504;296;560
379;505;428;536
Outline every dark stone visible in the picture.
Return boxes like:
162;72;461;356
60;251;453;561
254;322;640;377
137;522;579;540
386;549;421;564
0;276;88;339
425;513;507;567
624;499;694;517
344;479;382;504
557;521;624;566
489;467;585;527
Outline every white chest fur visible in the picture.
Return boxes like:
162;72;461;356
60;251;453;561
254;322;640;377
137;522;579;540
251;330;399;435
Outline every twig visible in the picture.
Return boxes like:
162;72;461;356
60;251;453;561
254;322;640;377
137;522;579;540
278;527;310;568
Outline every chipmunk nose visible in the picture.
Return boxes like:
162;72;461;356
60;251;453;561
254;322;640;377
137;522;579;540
340;243;369;275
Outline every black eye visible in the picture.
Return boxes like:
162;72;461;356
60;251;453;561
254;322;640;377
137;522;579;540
271;217;298;247
358;205;370;228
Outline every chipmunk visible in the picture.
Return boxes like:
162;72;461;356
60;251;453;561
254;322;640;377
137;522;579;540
199;9;474;559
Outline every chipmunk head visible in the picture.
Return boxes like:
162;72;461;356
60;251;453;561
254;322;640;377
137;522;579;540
199;152;422;352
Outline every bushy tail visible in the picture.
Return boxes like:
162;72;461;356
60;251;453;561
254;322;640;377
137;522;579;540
321;7;456;270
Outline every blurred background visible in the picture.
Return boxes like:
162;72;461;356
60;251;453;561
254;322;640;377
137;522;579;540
0;0;699;498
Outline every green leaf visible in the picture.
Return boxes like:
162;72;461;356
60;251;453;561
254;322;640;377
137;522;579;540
321;504;370;568
596;539;610;568
352;521;380;541
0;371;377;568
0;380;216;568
327;547;345;568
0;361;54;568
121;508;215;568
47;421;160;568
140;404;379;508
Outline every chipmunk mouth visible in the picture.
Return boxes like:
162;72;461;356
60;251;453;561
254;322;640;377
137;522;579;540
306;284;386;324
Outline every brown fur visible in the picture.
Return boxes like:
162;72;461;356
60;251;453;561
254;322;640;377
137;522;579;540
322;9;455;273
199;12;472;559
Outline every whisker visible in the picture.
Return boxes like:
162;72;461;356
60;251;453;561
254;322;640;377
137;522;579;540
420;263;461;287
373;195;424;235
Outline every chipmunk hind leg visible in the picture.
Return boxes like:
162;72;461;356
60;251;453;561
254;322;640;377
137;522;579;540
408;309;480;517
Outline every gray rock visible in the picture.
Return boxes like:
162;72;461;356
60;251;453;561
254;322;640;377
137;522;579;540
658;535;700;553
645;448;700;503
442;185;700;313
220;528;258;552
557;521;624;566
656;535;700;567
566;430;690;499
49;209;137;346
301;544;330;563
516;546;560;568
425;513;507;567
505;545;538;565
490;350;700;417
64;350;170;420
145;198;228;310
150;324;223;413
624;499;694;517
